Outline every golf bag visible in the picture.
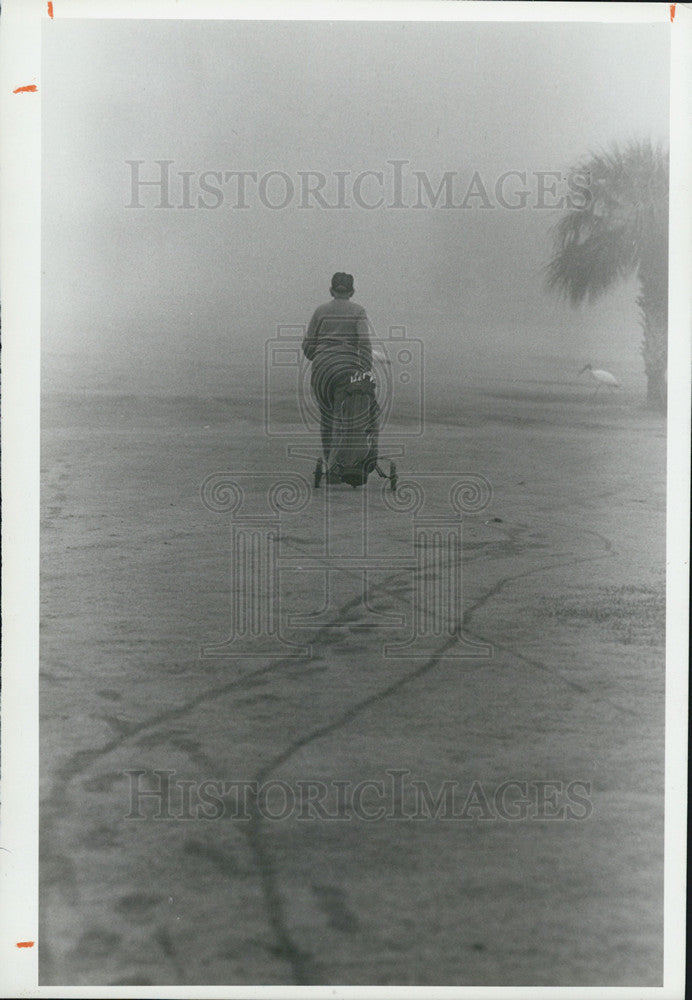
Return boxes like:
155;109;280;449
326;370;380;487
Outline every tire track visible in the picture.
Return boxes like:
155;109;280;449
244;629;469;985
42;517;618;817
42;590;372;817
41;582;417;984
462;523;640;718
242;530;633;985
43;519;629;983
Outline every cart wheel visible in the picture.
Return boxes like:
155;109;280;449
314;459;323;489
389;461;398;493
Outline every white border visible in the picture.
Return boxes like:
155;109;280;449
0;0;41;995
663;2;691;994
16;0;678;22
0;2;688;997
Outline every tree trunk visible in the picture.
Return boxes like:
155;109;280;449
637;263;668;414
645;364;666;411
640;321;667;412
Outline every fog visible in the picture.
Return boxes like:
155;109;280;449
42;18;670;396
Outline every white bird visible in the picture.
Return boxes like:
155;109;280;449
578;363;621;395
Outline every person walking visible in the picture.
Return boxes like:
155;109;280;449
302;273;373;464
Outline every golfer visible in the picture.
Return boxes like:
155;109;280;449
302;272;374;463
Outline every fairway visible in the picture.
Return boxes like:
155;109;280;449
39;377;666;986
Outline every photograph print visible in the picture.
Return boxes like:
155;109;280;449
26;2;687;991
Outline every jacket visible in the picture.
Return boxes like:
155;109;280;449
302;297;373;371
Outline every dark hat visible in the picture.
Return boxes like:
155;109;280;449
330;272;354;294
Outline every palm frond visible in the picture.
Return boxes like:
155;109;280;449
545;138;669;305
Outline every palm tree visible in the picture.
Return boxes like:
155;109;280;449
546;139;669;410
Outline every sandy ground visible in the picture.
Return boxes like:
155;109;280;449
39;378;666;987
